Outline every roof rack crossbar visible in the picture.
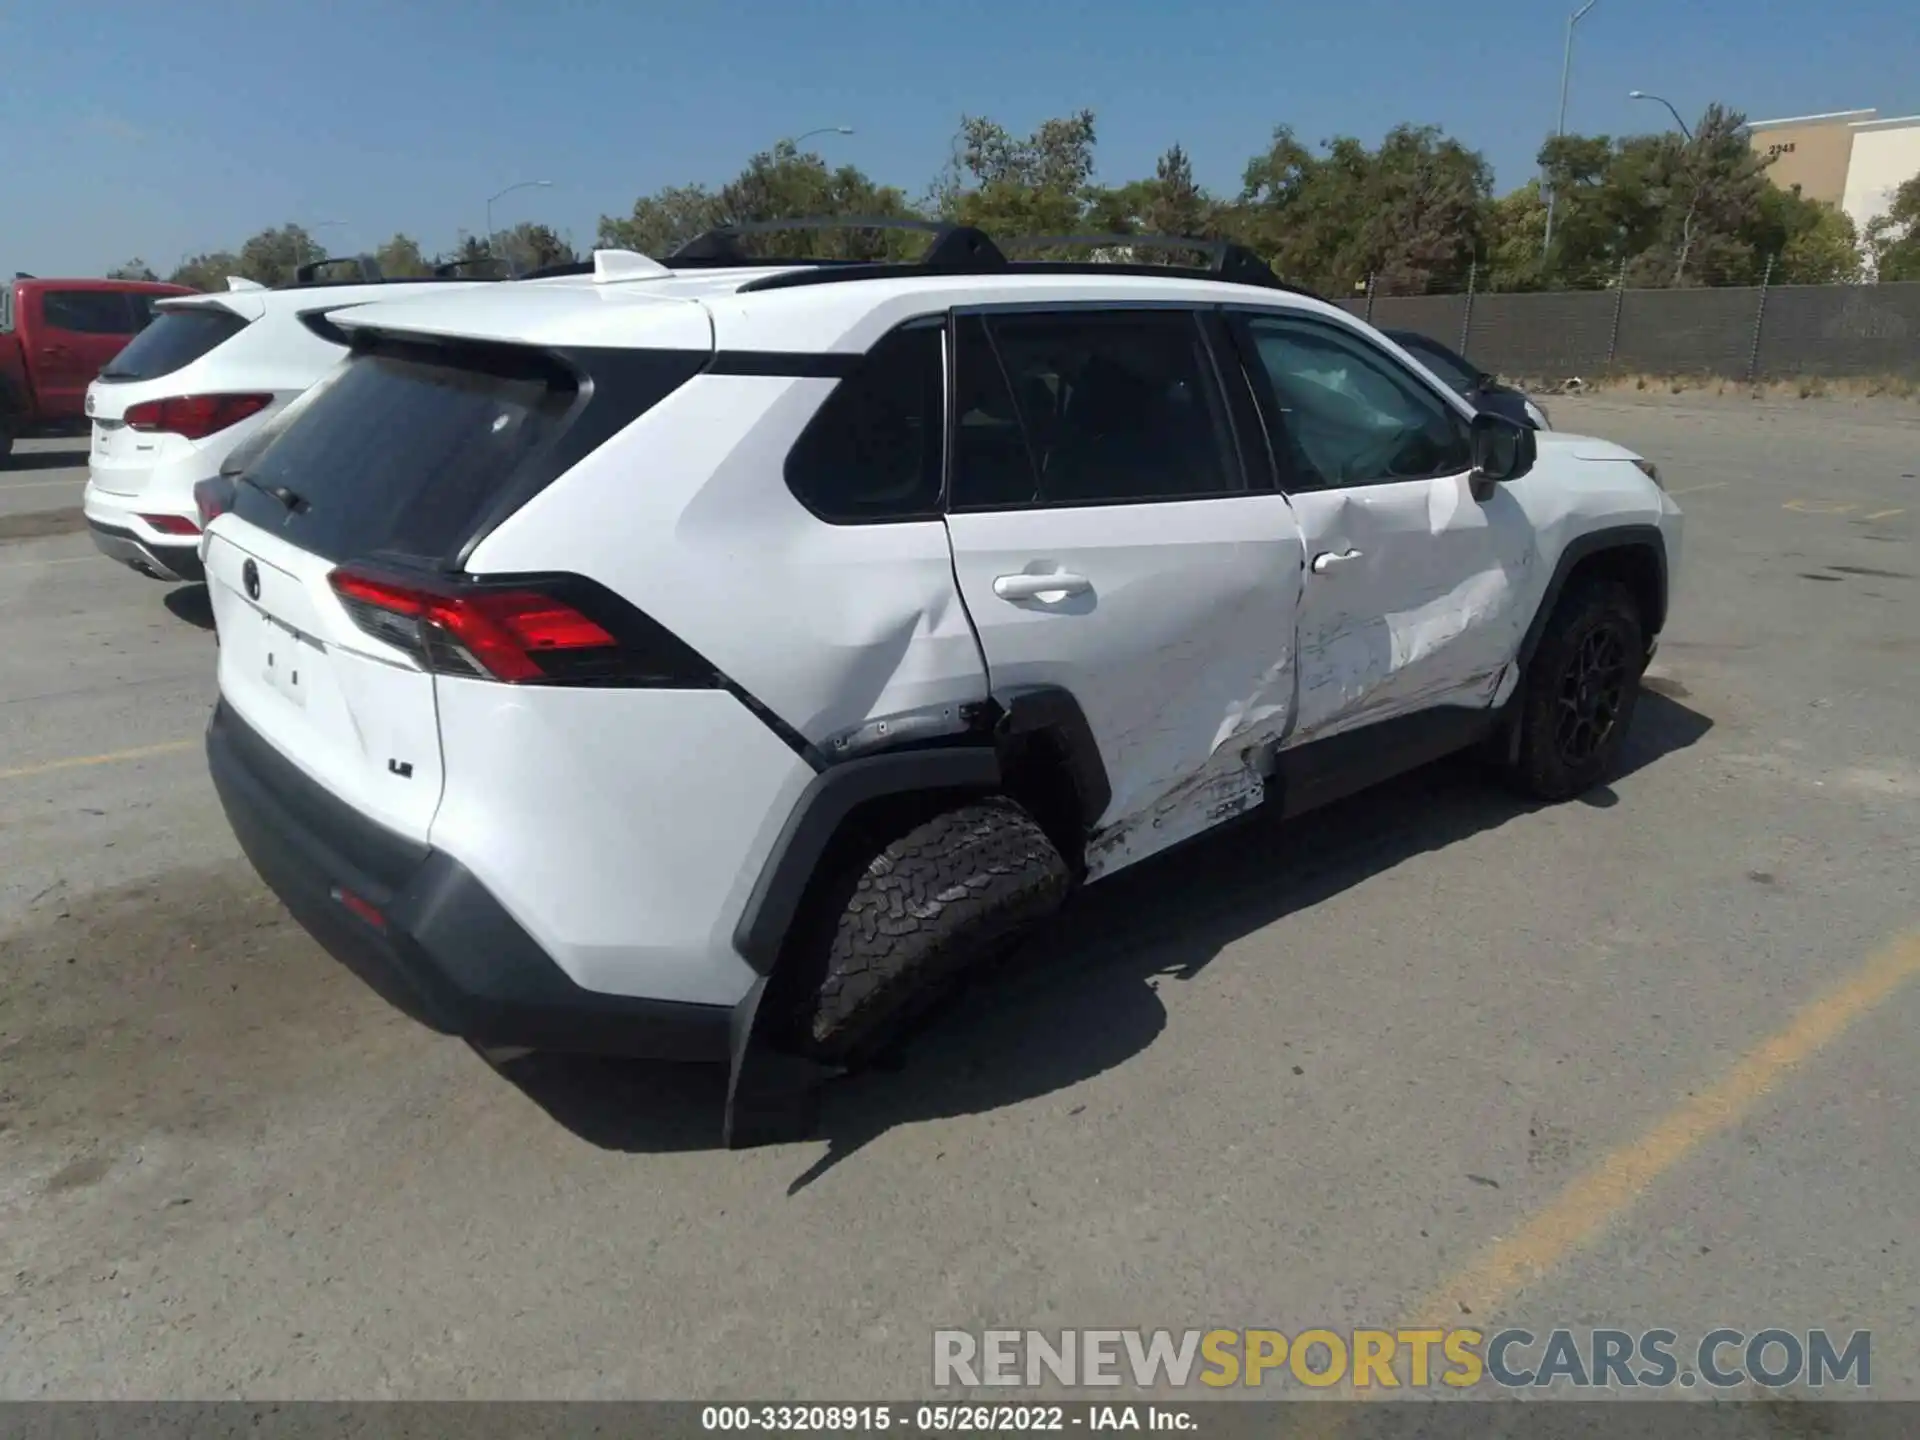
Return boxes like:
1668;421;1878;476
668;217;1004;268
999;232;1282;288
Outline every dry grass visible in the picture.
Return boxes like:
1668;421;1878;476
1503;371;1920;404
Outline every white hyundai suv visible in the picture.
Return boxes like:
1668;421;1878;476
82;261;496;585
198;224;1683;1147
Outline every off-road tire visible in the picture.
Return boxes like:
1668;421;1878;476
1508;578;1646;801
800;797;1071;1065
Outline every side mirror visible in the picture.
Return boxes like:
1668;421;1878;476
1469;411;1535;498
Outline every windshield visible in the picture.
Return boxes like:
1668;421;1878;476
99;306;251;381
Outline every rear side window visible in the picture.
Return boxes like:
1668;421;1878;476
0;287;14;333
784;320;944;523
99;307;251;381
228;340;706;566
951;309;1242;510
41;290;139;335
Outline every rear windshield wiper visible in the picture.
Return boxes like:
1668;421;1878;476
235;472;309;514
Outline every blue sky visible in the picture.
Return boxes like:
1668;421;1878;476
5;0;1915;277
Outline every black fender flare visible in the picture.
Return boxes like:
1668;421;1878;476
730;746;1002;974
1516;524;1669;673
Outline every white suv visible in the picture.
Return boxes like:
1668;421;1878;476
199;227;1683;1147
82;263;494;584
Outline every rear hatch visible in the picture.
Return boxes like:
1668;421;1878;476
89;295;263;495
205;296;713;846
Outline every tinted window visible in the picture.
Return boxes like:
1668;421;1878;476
41;290;137;335
784;322;944;523
99;307;251;381
952;309;1240;510
235;342;578;564
1388;332;1479;393
1241;315;1471;489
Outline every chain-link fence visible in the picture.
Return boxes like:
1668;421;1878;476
1333;268;1920;385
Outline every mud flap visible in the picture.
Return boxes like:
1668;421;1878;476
722;975;843;1150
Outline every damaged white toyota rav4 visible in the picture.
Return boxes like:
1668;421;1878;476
200;222;1683;1147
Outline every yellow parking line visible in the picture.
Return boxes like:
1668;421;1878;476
0;738;196;783
1291;929;1920;1431
1863;507;1905;522
1666;481;1725;496
1783;499;1856;514
1408;927;1920;1328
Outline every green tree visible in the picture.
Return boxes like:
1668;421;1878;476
236;224;323;286
1864;171;1920;281
1764;192;1862;284
373;233;431;278
107;258;158;281
167;251;245;291
491;222;577;274
601;143;918;261
1226;123;1490;294
598;183;727;255
933;111;1100;247
1482;181;1550;290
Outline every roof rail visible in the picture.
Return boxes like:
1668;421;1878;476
521;259;595;280
668;217;1005;269
998;233;1285;288
697;219;1313;299
433;255;518;280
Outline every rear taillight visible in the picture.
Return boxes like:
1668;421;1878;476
326;567;716;687
138;513;201;537
193;476;236;527
124;393;272;440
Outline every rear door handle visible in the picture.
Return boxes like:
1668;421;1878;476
1311;548;1364;574
993;571;1091;602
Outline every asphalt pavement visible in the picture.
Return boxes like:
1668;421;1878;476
0;396;1915;1403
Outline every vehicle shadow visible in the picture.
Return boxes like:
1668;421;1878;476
164;584;216;630
0;450;87;473
492;690;1714;1186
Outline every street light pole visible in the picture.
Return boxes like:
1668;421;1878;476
485;179;555;259
1631;92;1701;283
1542;0;1600;262
787;125;855;151
1628;90;1692;140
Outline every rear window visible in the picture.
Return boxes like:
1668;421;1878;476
41;290;142;335
233;342;575;566
227;339;706;567
100;307;251;381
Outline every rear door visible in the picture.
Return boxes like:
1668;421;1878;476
32;288;144;417
942;307;1306;878
205;337;593;842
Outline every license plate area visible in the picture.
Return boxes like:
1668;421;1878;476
260;611;314;710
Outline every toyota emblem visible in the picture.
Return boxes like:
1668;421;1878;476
242;559;261;601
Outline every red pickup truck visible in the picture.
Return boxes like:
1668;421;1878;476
1;276;193;462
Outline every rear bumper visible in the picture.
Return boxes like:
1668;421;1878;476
88;519;205;583
205;698;733;1062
